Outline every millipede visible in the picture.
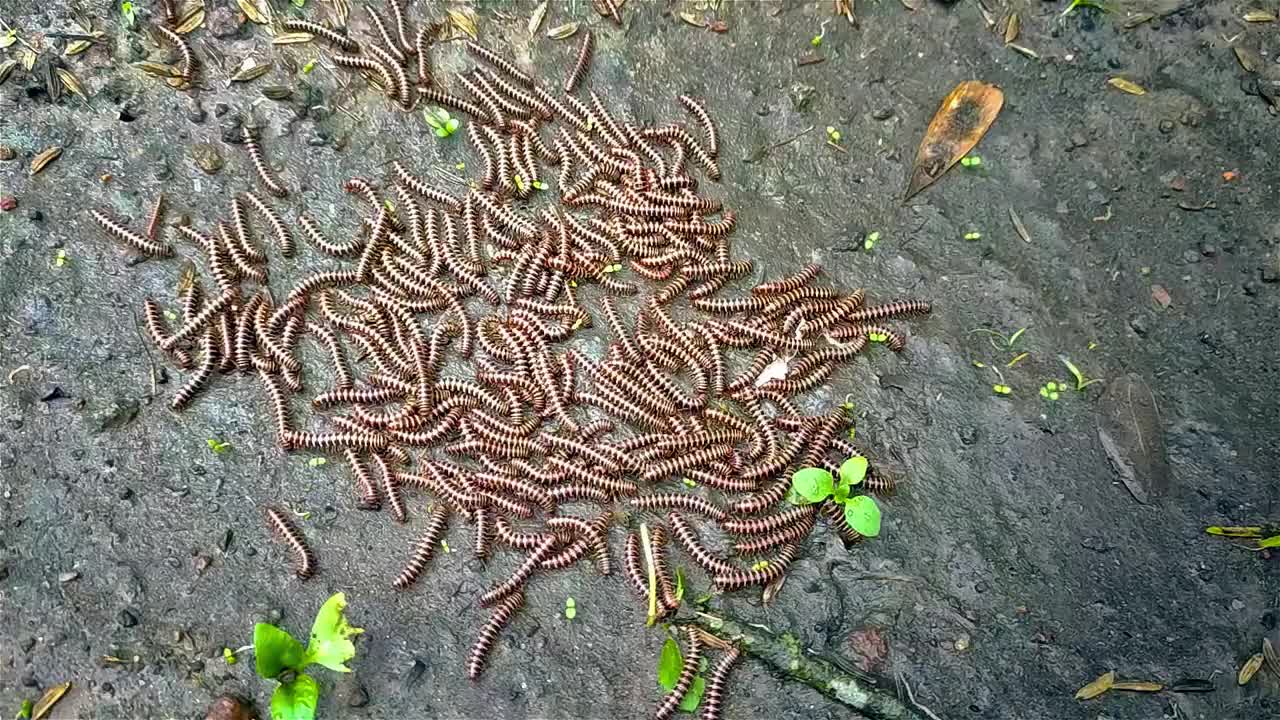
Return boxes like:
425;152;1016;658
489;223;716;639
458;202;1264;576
283;19;359;51
242;191;295;257
467;590;524;680
240;126;288;198
264;506;315;580
91;209;173;257
654;627;702;720
697;644;741;720
364;4;407;64
155;24;195;81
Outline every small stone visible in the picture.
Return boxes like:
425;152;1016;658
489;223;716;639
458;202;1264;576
96;398;140;431
1261;260;1279;283
21;672;37;687
101;682;115;695
189;102;207;124
1129;315;1149;336
206;5;245;38
119;487;134;500
1069;131;1088;148
0;145;15;160
192;143;224;174
20;636;35;653
958;425;979;445
1182;250;1201;264
194;555;212;573
165;557;181;569
1242;281;1259;297
1151;284;1172;308
214;102;230;118
975;580;990;594
1231;599;1246;611
789;83;816;112
60;570;80;583
28;209;43;222
871;106;895;121
0;196;16;212
1158;119;1175;134
118;609;139;627
188;660;205;673
953;633;971;651
1199;243;1217;257
268;607;285;623
204;695;253;720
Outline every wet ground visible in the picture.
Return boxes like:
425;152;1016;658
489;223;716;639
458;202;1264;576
2;1;1279;718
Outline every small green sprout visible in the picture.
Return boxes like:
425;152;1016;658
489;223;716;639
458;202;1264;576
224;647;239;665
863;231;880;251
602;263;622;274
513;175;526;193
1059;355;1103;391
750;560;770;572
307;457;327;468
825;126;841;143
1087;341;1098;350
786;460;881;537
531;179;548;191
1039;381;1062;401
17;699;33;719
964;231;982;241
440;539;451;553
53;248;68;267
972;360;987;368
564;597;576;620
455;162;466;171
121;1;137;28
383;199;396;213
302;59;316;74
251;593;363;720
681;477;697;488
675;568;686;602
163;309;178;323
1006;352;1030;368
867;331;888;343
992;384;1012;395
207;438;232;454
423;107;460;138
959;155;982;168
810;20;828;47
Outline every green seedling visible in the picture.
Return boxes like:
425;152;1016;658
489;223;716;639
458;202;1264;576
121;1;137;28
440;539;450;553
959;155;982;168
681;477;697;488
602;263;623;273
786;459;881;537
531;179;548;190
749;559;770;572
564;597;576;620
207;438;232;454
16;700;33;720
423;107;460;138
514;175;526;193
867;330;888;343
307;457;327;467
992;384;1012;395
863;231;880;251
251;593;363;720
224;647;240;665
970;326;1027;351
53;249;68;267
657;636;706;712
674;568;685;603
455;162;466;171
1039;381;1062;401
964;231;982;241
301;59;316;74
825;126;841;143
1060;0;1108;19
1058;355;1103;391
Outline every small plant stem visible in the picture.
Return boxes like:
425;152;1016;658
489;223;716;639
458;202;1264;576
640;523;658;626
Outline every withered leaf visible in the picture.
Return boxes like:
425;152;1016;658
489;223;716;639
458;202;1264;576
261;85;292;100
0;30;16;49
1107;77;1146;95
64;39;93;56
1008;43;1039;59
231;60;272;83
1123;12;1155;28
1234;47;1258;73
175;7;206;34
32;681;71;720
1009;207;1031;243
166;76;191;90
528;1;547;36
1003;13;1019;44
679;11;706;28
708;19;729;33
1264;638;1280;679
547;22;579;39
30;147;62;175
19;47;38;71
1075;671;1114;700
0;59;17;85
272;32;314;45
1168;678;1213;693
237;0;269;24
1238;653;1264;685
1243;10;1276;22
56;68;86;99
135;61;184;78
905;80;1003;200
1111;681;1162;692
448;8;479;39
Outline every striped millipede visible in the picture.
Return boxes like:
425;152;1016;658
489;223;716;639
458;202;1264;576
364;5;406;64
630;494;727;521
264;506;315;580
282;19;359;51
667;512;737;576
240;126;288;198
563;31;594;93
385;0;415;56
91;209;173;257
679;95;719;157
697;645;740;720
654;627;702;720
394;503;451;590
171;328;217;409
464;40;534;88
144;193;165;241
344;448;381;510
365;42;412;109
467;590;524;680
241;191;295;257
156;25;195;80
479;535;556;607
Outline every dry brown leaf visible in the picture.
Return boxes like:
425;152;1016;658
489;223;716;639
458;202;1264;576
1243;9;1276;22
547;22;579;39
1075;670;1115;700
1238;653;1264;685
1107;77;1146;95
32;681;71;720
528;1;548;35
1111;681;1162;692
175;7;206;34
135;61;184;78
448;8;479;39
272;32;314;45
905;80;1003;200
679;11;706;27
237;0;267;24
231;59;272;83
1234;47;1258;73
19;48;37;71
1008;43;1039;59
64;39;92;56
56;68;85;99
1151;284;1172;308
165;76;191;90
1123;12;1155;28
30;147;62;175
1004;12;1019;44
1264;638;1280;679
1009;207;1031;243
0;59;17;85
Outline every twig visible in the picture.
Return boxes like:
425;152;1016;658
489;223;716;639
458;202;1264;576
898;672;943;720
130;308;158;397
640;523;658;626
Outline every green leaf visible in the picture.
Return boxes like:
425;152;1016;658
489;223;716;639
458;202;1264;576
223;647;238;665
307;457;326;467
679;676;706;712
17;699;33;720
121;1;137;27
434;127;449;138
1258;535;1280;549
843;495;882;538
254;624;306;679
832;483;850;504
446;117;459;134
1058;355;1102;391
303;592;364;672
675;568;685;602
271;672;318;720
565;596;576;620
290;0;306;7
838;457;867;488
207;438;232;454
301;60;315;74
657;638;682;691
785;486;816;506
790;467;834;503
423;108;444;130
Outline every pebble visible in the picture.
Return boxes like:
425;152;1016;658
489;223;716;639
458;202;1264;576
1261;261;1278;283
189;102;207;124
28;209;42;222
958;425;979;445
1128;315;1149;336
0;196;16;212
1068;131;1088;148
206;5;244;38
192;143;224;174
0;145;15;160
20;636;35;653
345;682;370;708
1182;250;1201;264
118;609;139;627
214;102;230;118
59;570;80;583
194;555;212;573
871;106;895;121
119;487;133;500
21;672;36;687
1242;281;1259;296
953;633;970;651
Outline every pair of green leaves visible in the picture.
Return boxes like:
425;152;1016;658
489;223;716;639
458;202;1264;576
657;637;706;713
423;107;460;138
787;457;881;537
254;593;364;720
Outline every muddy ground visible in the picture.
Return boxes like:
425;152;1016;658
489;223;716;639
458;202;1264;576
2;0;1278;718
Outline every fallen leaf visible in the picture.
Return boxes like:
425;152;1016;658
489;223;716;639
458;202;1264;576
1205;526;1262;537
708;19;729;32
1009;207;1031;243
64;39;92;56
0;59;17;85
135;60;184;78
905;80;1003;200
1123;12;1155;28
56;68;85;99
1243;9;1276;22
30;147;62;175
175;6;205;34
797;53;825;66
547;22;579;39
237;0;267;23
1234;47;1258;73
19;47;37;71
1239;653;1264;685
448;8;479;39
1003;12;1019;44
1111;681;1162;692
261;85;292;100
231;59;272;83
754;355;790;386
1007;43;1039;59
1177;199;1215;212
1150;284;1171;308
679;11;706;27
846;627;889;672
1075;671;1115;700
528;1;547;35
32;681;71;720
272;32;315;44
1107;77;1146;95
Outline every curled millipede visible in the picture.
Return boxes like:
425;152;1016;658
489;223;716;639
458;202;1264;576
242;191;295;257
467;590;524;680
282;19;359;51
264;506;315;579
563;31;593;93
91;209;173;257
395;504;450;589
241;126;288;197
654;627;701;720
697;645;741;720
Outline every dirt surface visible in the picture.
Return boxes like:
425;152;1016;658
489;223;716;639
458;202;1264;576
2;1;1278;719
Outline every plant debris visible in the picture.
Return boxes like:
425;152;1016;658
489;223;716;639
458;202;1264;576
905;80;1003;200
30;146;62;175
1107;77;1146;95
